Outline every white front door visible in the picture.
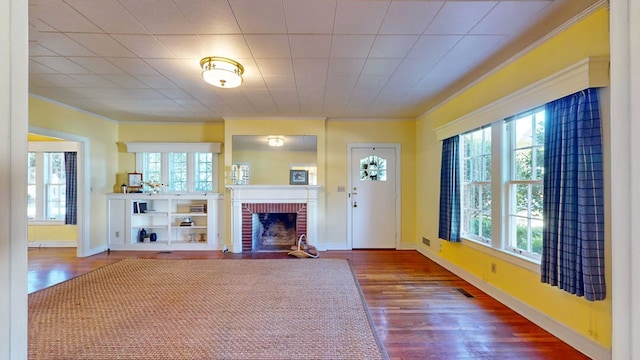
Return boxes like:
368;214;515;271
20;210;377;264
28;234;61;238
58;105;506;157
349;145;399;249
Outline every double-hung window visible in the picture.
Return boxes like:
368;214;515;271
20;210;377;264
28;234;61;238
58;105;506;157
506;107;545;259
460;127;492;243
458;106;545;262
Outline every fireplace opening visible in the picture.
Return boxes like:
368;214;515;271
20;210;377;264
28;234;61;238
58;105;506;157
252;213;297;251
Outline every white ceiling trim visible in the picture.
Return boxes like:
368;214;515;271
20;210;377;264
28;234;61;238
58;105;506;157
434;56;610;140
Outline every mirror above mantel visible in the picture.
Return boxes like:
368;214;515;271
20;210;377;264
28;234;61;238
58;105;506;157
231;135;317;185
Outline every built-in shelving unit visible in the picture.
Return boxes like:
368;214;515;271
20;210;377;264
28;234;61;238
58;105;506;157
106;193;224;251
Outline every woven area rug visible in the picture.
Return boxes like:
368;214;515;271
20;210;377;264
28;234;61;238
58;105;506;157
29;258;388;360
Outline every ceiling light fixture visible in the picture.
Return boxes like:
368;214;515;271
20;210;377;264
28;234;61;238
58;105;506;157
200;56;244;88
267;135;285;147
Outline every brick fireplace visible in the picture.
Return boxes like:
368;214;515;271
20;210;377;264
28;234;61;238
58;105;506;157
227;185;320;253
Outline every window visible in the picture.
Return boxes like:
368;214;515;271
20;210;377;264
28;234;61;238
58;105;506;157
138;152;216;192
460;127;492;243
27;141;78;221
506;107;545;259
457;106;545;262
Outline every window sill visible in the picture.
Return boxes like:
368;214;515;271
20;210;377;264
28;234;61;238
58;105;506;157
461;237;541;274
28;220;66;226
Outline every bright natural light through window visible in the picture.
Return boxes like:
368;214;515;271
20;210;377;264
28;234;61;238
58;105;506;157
460;127;492;243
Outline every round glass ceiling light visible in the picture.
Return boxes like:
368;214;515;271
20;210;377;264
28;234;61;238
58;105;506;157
200;56;244;88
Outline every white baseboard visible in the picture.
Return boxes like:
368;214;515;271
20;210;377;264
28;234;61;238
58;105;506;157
416;245;611;360
28;241;76;248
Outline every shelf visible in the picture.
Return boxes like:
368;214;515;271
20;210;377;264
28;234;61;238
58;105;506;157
133;212;168;216
172;212;207;216
173;225;207;229
132;225;167;230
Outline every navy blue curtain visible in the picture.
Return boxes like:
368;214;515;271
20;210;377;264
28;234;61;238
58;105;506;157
438;136;461;242
64;152;77;225
541;88;605;301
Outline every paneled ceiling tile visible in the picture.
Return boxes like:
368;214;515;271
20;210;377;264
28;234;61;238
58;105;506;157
283;0;336;34
263;76;297;89
135;75;178;89
354;74;389;92
244;35;291;59
425;1;497;35
67;57;126;75
255;59;294;77
436;35;506;71
118;0;195;34
174;99;210;112
471;1;552;35
107;58;161;76
293;59;329;89
125;88;166;99
29;60;59;74
199;35;253;59
244;90;278;112
379;1;443;35
330;35;375;58
32;57;93;75
328;58;366;77
230;0;286;33
31;74;88;88
156;35;207;58
31;0;103;32
325;73;359;90
173;0;241;34
369;35;418;58
289;35;331;59
69;74;119;88
392;58;439;84
105;75;149;88
145;58;200;84
29;43;57;56
334;0;388;34
111;35;175;58
64;0;148;34
270;89;301;110
67;33;136;58
36;32;96;57
158;88;195;100
361;58;402;76
406;35;461;59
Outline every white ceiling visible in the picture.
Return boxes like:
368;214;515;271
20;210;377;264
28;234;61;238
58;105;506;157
28;0;599;123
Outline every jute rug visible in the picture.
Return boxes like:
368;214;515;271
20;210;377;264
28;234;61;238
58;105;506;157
29;258;388;359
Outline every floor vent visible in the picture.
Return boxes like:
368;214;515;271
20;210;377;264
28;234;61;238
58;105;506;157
456;288;475;298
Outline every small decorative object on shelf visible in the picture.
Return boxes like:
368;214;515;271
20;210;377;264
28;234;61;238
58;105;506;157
138;228;147;243
189;233;196;243
180;217;194;226
150;233;157;242
121;183;128;193
199;233;206;242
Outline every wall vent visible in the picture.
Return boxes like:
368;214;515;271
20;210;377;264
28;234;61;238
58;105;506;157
422;237;430;246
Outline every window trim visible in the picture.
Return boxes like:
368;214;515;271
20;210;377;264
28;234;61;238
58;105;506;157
135;152;218;193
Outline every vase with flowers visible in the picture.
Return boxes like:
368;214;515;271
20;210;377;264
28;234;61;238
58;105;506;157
143;178;165;193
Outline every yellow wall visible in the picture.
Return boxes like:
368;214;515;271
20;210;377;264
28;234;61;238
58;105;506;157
117;122;225;192
326;119;416;247
29;96;119;252
416;8;611;348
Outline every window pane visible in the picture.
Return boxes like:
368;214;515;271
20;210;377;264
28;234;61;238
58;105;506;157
460;127;491;242
27;184;36;219
45;153;66;219
514;149;532;180
168;153;187;191
143;153;162;183
195;153;213;191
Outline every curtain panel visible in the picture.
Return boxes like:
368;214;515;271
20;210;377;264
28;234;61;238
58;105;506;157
438;136;461;242
64;152;77;225
541;88;606;301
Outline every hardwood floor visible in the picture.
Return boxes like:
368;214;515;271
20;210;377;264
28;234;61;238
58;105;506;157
28;248;590;360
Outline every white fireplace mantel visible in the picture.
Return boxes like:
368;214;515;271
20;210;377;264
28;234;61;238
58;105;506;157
226;185;321;253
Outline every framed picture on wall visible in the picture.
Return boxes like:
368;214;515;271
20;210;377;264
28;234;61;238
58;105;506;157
128;172;143;189
289;170;308;185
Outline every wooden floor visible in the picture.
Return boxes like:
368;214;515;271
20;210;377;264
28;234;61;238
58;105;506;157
28;248;590;360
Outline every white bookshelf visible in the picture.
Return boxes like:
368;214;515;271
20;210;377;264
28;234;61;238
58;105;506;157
106;193;224;251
